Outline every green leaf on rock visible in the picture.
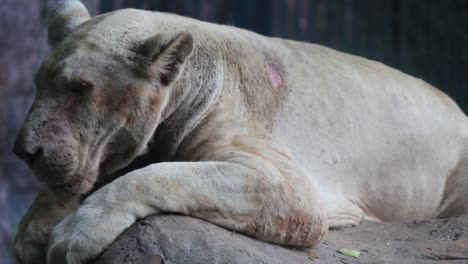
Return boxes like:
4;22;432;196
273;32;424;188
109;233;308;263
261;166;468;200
339;248;360;258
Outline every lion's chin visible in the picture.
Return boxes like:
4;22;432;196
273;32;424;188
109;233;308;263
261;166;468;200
49;174;97;196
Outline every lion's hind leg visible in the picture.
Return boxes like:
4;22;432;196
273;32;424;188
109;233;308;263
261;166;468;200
437;151;468;218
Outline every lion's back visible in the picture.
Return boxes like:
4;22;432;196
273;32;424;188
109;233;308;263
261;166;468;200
269;39;468;220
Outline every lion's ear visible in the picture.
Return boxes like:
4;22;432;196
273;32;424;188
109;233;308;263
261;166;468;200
138;31;194;86
48;0;91;47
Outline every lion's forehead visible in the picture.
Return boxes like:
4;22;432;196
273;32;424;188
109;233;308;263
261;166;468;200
55;34;141;74
40;45;134;88
68;10;156;49
38;52;94;85
46;10;198;78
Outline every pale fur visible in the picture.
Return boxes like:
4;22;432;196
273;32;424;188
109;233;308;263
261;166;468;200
12;2;468;264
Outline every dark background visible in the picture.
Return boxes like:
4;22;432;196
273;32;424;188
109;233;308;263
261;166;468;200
1;0;467;262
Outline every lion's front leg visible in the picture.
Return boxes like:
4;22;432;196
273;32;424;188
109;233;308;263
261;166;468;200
14;187;79;264
47;147;327;264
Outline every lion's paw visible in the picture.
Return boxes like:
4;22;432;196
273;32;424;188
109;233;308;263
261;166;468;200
47;202;136;264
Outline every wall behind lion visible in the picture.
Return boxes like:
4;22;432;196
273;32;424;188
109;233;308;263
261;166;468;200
1;0;467;262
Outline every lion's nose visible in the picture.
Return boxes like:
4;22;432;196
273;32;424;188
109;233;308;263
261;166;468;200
13;137;43;168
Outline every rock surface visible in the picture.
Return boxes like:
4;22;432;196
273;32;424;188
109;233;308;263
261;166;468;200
94;215;468;264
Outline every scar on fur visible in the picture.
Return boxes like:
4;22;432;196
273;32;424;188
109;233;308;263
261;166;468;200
265;64;283;88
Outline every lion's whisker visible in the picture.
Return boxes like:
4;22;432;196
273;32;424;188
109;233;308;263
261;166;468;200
64;181;72;194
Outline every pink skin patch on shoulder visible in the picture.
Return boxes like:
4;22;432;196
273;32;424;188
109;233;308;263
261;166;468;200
265;64;284;88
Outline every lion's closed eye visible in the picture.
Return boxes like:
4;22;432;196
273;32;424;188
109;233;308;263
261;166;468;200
65;80;94;93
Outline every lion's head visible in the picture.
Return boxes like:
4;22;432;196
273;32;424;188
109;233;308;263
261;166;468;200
13;0;194;195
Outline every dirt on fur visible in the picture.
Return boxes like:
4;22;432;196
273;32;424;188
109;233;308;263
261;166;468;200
94;215;468;264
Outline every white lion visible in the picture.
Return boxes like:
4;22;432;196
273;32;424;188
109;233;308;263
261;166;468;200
13;1;468;263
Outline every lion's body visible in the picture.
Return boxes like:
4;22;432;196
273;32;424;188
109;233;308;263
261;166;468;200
13;4;468;264
266;38;468;222
131;9;468;223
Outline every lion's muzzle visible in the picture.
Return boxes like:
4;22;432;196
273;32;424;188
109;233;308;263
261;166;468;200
13;130;44;176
